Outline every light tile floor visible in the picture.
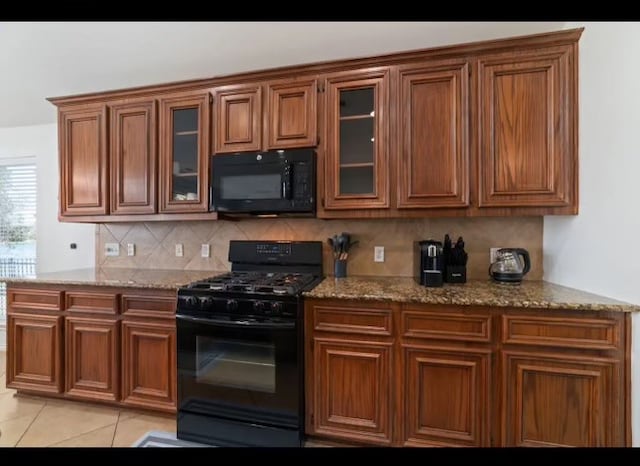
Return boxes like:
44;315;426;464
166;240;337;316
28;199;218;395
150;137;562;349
0;351;177;447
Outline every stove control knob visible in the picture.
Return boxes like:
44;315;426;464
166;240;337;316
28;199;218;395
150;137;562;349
253;301;265;313
198;296;213;310
270;302;283;315
226;299;238;312
179;295;198;309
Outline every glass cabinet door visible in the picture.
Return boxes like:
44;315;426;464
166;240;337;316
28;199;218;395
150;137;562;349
323;69;389;210
159;92;210;213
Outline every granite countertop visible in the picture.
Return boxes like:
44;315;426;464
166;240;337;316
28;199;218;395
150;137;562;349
0;268;228;290
303;276;640;313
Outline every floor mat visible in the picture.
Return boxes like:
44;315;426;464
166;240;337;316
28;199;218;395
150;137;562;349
132;430;213;447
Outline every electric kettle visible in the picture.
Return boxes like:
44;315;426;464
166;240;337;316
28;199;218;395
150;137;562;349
489;248;531;283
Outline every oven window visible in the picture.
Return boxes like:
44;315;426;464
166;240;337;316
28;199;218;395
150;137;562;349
196;336;276;393
220;174;281;200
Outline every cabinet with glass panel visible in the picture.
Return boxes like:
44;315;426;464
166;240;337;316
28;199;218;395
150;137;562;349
158;91;210;213
323;68;389;210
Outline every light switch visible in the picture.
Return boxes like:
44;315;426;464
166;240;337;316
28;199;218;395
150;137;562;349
201;244;210;258
127;243;135;256
175;243;184;257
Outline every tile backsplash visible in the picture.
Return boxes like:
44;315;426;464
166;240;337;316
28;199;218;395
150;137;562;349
97;217;543;280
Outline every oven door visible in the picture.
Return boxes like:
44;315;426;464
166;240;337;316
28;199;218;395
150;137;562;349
176;314;300;429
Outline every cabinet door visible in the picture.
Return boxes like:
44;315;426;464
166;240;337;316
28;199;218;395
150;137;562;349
65;316;119;401
110;100;157;215
402;345;490;447
501;351;623;447
477;46;575;208
323;69;389;210
6;313;63;393
158;92;210;213
213;83;262;153
59;105;108;216
312;338;392;445
265;78;317;150
397;61;469;208
121;320;176;413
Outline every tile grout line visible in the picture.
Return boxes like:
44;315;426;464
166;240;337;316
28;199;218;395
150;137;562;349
13;399;47;447
48;422;119;447
111;410;121;447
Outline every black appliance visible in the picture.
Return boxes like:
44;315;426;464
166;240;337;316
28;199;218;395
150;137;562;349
176;240;323;447
489;247;531;283
414;240;444;287
210;149;316;215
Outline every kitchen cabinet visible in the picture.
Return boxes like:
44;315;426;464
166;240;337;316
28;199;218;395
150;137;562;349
213;77;318;154
476;45;577;211
322;68;390;210
58;104;108;216
5;284;178;414
498;313;625;447
65;316;119;401
396;60;469;209
305;298;629;447
121;294;178;412
306;300;395;445
400;306;492;447
109;100;157;215
158;91;211;213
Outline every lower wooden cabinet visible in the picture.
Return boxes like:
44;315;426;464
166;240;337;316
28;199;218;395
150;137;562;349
313;339;393;445
6;313;63;394
305;298;629;447
402;346;490;447
6;285;177;414
501;351;622;447
121;320;176;412
65;316;119;401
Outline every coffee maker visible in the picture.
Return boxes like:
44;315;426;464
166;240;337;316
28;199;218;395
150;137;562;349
414;240;444;287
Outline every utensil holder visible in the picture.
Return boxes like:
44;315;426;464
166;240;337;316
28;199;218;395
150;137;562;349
445;265;467;284
334;259;347;278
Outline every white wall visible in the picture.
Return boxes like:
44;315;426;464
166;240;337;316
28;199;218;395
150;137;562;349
0;123;95;273
544;22;640;446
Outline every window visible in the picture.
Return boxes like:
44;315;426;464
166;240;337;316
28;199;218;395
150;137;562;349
0;159;37;318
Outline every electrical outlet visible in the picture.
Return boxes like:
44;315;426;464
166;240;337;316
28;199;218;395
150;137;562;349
490;247;503;264
201;244;210;258
374;246;385;263
127;243;135;257
175;243;184;257
104;243;120;257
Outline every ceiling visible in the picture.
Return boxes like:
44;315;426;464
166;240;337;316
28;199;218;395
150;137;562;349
0;21;566;128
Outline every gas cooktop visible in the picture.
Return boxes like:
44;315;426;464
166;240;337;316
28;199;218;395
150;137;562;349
186;271;319;296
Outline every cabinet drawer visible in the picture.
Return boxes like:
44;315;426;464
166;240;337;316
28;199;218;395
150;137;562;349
121;295;177;319
313;305;392;336
66;292;118;315
501;315;621;350
402;309;491;342
7;288;63;312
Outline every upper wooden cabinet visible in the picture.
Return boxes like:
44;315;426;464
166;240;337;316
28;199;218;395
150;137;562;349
476;45;576;210
323;68;390;210
109;100;157;215
397;60;469;209
158;91;211;213
59;105;108;216
214;78;318;154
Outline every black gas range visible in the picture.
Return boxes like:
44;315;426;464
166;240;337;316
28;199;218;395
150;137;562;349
176;240;323;447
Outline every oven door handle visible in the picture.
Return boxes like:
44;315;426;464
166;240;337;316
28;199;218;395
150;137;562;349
176;314;296;330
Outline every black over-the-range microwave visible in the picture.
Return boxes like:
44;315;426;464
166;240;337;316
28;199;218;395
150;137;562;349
210;149;316;215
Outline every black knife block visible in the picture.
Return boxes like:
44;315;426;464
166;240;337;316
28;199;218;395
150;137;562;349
445;265;467;284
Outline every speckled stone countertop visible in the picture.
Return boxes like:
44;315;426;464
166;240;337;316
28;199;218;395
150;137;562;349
0;268;228;290
303;276;640;313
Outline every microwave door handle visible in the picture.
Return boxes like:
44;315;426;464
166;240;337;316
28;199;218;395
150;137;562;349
282;163;293;200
